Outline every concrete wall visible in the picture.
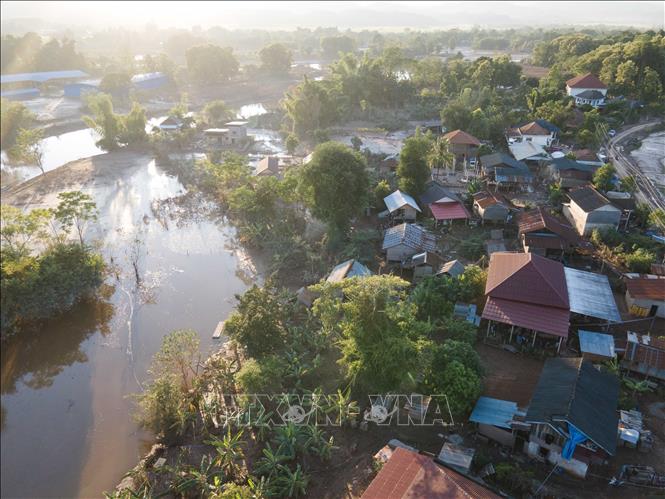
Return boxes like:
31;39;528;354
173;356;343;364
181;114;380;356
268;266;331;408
525;438;589;478
626;292;665;318
478;424;515;447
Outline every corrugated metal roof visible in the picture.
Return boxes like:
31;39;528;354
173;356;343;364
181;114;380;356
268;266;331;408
482;296;570;338
518;208;580;247
131;72;165;83
485;252;569;309
567;186;614;213
0;87;40;98
384;190;421;214
382;223;437;251
550;157;596;173
565;267;621;322
579;330;616;358
525;358;619;456
625;276;665;301
442;129;481;146
430;201;469;221
1;70;89;84
419;181;461;206
469;396;520;429
361;447;500;499
508;142;548;161
439;260;465;277
326;259;371;283
480;153;526;171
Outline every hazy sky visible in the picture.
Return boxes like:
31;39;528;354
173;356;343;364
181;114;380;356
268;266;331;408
2;1;664;30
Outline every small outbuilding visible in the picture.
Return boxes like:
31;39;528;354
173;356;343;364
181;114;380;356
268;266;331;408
255;156;280;177
624;275;665;318
563;186;621;236
438;259;465;278
472;190;511;224
383;190;421;221
622;332;665;381
382;223;438;262
469;396;523;447
326;259;372;283
578;330;616;362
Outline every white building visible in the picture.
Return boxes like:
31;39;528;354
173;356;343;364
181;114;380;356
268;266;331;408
383;190;421;221
506;120;557;147
566;73;608;108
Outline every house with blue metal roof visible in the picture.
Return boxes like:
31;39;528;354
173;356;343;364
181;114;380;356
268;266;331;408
0;70;89;85
469;396;525;447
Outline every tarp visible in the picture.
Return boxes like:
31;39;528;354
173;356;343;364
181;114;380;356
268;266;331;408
562;423;588;460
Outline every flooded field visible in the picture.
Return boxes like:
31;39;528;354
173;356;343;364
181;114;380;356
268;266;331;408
1;149;266;496
630;130;665;190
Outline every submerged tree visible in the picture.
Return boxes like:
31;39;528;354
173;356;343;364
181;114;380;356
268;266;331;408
8;128;45;173
52;191;99;246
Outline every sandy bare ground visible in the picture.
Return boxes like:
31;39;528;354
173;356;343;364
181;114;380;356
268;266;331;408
3;149;153;210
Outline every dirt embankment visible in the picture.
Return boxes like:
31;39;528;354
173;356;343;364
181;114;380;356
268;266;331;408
4;149;153;210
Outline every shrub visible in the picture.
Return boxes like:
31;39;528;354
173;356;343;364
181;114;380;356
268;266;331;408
235;357;284;394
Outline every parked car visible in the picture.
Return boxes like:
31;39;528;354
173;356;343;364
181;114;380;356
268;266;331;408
608;129;617;138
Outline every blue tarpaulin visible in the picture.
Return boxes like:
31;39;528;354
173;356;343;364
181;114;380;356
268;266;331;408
562;423;587;460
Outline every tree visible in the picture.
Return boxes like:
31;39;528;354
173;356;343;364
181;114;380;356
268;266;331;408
8;128;45;173
620;176;637;193
0;204;51;258
259;43;293;74
99;72;131;94
285;134;299;156
186;44;239;83
641;67;663;102
615;60;639;97
648;208;665;229
150;329;201;392
427;136;454;177
202;100;233;127
548;183;565;207
0;99;34;151
52;191;98;246
120;101;148;145
320;35;355;59
397;131;431;195
422;358;481;417
625;248;655;273
224;285;287;359
282;76;338;138
350;136;362;151
83;93;122;150
312;275;429;394
592;163;616;192
299;142;369;239
373;179;392;209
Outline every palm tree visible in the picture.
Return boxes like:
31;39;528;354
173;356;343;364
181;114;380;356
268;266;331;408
274;464;309;498
208;427;245;479
427;137;454;178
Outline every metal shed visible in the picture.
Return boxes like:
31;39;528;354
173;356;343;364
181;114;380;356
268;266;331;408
564;267;621;322
578;330;616;361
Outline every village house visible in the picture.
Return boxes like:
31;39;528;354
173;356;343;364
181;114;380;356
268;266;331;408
622;332;665;382
254;156;280;177
480;153;533;186
624;274;665;318
326;259;372;283
438;259;465;278
546;157;597;188
482;252;620;350
573;149;605;168
155;115;186;132
418;181;470;226
362;446;500;499
524;357;619;478
566;73;608;108
204;121;249;147
563;186;622;236
442;129;481;166
517;207;580;257
382;223;438;262
472;190;512;224
505;120;558;147
383;190;422;221
469;396;526;448
403;251;447;283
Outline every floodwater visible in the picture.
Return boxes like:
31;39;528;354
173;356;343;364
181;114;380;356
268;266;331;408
237;103;268;119
1;128;104;185
1;156;264;497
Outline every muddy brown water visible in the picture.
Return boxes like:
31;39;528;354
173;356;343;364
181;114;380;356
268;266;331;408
1;157;265;498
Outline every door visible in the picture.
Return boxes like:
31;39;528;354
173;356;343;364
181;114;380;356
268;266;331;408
648;304;658;317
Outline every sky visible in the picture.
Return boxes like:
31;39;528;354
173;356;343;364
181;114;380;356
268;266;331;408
1;1;664;30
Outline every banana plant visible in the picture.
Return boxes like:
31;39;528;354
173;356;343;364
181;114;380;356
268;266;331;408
207;427;245;480
273;464;309;498
254;444;290;479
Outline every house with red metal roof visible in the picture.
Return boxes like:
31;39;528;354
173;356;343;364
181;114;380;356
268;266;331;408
361;447;500;499
517;207;580;257
419;181;470;226
482;252;570;349
566;73;608;108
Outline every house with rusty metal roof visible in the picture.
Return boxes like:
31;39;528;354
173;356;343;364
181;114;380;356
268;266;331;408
517;207;580;257
472;190;512;223
563;186;621;236
442;129;481;166
624;274;665;318
382;223;438;262
524;357;619;478
622;332;665;381
361;446;500;499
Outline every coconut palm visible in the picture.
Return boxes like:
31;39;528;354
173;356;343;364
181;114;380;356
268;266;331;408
427;137;454;178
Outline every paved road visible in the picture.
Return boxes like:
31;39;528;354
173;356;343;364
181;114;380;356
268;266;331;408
606;120;665;213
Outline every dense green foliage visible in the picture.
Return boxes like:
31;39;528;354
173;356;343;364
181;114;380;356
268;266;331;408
201;100;234;127
1;198;105;334
0;32;85;73
83;94;148;150
0;99;34;151
298;142;370;239
397;130;432;195
259;43;293;74
185;44;239;83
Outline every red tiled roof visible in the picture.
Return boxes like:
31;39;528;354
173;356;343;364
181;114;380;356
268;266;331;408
429;201;470;221
626;278;665;301
361;447;500;499
566;73;607;89
485;252;569;309
443;129;481;146
482;296;570;338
